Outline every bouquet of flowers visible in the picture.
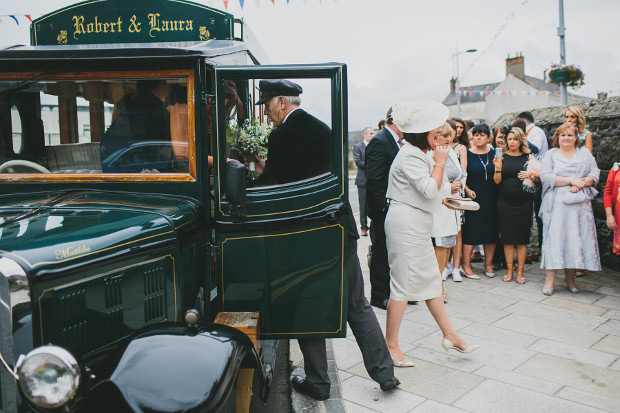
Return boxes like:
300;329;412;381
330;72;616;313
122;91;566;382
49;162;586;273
226;119;272;179
523;157;541;193
545;64;585;89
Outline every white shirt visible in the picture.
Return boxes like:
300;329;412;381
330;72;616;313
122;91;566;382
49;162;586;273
385;125;401;147
525;123;548;159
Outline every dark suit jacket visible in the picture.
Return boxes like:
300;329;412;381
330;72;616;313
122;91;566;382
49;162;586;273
353;142;367;187
365;127;399;220
252;109;331;187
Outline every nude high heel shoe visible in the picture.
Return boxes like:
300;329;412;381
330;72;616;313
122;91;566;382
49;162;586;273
442;338;479;354
390;355;415;367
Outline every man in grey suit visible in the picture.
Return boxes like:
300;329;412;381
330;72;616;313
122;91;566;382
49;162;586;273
353;127;375;236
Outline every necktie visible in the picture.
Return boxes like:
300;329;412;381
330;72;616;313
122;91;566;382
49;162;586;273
398;139;403;148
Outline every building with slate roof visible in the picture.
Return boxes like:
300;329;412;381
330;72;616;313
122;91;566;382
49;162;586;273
443;53;590;124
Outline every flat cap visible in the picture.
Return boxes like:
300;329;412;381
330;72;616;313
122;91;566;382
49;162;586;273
255;79;303;105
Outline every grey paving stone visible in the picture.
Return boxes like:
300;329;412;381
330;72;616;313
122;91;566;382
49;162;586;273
403;309;472;331
610;358;620;372
594;294;620;309
338;369;352;381
514;353;620;399
597;286;620;297
343;400;380;413
453;379;601;413
354;358;483;405
410;399;469;412
405;346;484;373
527;338;618;367
414;332;535;370
556;387;620;412
340;375;425;413
503;300;609;330
439;300;510;325
493;313;606;347
603;308;620;320
333;337;365;370
483;285;546;303
459;322;539;347
541;296;609;315
446;288;519;310
473;365;562;395
591;334;620;356
595;319;620;336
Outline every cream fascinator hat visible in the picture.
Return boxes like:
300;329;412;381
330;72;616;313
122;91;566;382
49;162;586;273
391;100;449;133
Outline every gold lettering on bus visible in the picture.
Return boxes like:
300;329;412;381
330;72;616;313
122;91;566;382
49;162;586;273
55;245;92;260
72;15;122;39
148;12;195;38
129;15;142;33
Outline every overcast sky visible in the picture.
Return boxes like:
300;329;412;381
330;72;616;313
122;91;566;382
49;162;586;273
1;0;618;131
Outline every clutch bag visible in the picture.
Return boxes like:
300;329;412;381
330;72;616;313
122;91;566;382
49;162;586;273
442;197;480;211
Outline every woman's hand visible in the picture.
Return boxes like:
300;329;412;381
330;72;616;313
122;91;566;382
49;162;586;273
492;158;503;170
433;145;450;165
517;171;528;180
465;187;476;199
607;215;616;231
450;181;462;194
569;185;581;193
570;178;587;189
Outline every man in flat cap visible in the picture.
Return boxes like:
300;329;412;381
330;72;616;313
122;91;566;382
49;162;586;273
255;80;399;400
252;79;331;186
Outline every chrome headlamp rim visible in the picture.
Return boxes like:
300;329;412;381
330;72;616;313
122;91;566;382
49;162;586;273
15;345;81;409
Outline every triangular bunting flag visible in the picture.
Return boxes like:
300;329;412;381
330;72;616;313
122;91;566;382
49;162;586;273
239;0;245;8
223;0;229;9
25;15;32;22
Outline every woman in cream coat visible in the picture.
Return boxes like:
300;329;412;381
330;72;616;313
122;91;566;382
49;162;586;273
384;101;478;367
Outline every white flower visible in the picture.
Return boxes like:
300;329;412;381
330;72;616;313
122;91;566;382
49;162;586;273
391;101;417;128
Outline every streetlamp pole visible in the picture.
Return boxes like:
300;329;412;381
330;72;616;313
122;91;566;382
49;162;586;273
558;0;568;105
454;47;477;118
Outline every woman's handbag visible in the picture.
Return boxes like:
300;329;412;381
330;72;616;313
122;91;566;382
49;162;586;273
442;197;480;211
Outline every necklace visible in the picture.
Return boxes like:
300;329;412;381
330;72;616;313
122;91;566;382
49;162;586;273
478;152;490;180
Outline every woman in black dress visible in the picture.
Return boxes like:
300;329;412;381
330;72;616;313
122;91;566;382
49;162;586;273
462;124;498;278
493;127;533;284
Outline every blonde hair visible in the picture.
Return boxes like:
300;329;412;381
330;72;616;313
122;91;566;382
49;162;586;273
439;121;454;138
552;122;579;148
504;127;531;154
565;105;587;135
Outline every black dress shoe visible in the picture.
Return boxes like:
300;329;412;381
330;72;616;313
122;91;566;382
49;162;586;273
291;375;329;401
370;298;388;310
380;377;401;391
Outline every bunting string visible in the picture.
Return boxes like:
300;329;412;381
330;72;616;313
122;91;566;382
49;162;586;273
0;14;32;26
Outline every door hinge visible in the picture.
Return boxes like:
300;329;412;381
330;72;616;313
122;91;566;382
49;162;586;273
206;242;221;257
201;91;215;104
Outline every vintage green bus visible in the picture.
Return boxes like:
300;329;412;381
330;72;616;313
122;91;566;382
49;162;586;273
0;0;349;411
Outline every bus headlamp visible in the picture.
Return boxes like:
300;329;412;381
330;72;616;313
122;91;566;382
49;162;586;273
15;346;81;408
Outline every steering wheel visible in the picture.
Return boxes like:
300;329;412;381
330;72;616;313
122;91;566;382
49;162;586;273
0;160;51;174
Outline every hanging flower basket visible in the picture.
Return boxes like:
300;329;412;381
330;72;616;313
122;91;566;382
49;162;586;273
545;64;585;88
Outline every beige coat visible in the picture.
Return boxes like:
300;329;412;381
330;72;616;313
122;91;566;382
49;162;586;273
386;142;447;213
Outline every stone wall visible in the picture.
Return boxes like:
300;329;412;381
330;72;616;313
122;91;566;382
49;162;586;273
494;96;620;269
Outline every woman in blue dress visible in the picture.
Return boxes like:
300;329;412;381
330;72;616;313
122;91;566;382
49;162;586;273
462;124;498;278
539;122;601;295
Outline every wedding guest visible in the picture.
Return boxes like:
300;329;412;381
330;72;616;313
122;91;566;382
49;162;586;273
385;100;478;367
493;127;534;284
563;106;594;277
539;122;601;295
443;120;469;281
564;105;593;153
492;125;508;149
431;122;466;299
604;162;620;256
462;123;498;278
